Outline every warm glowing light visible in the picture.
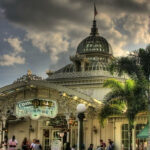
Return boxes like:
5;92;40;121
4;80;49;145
123;106;127;113
73;96;78;100
62;93;67;97
30;85;36;88
93;98;102;104
88;103;92;106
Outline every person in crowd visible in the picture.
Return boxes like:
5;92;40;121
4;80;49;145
8;135;18;150
1;141;5;150
100;139;106;150
33;140;42;150
22;137;30;150
63;142;67;150
4;135;8;150
30;139;36;150
108;139;114;150
66;142;71;150
96;146;102;150
71;144;76;150
88;144;93;150
144;141;147;150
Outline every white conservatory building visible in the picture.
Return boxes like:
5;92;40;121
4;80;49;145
0;19;148;150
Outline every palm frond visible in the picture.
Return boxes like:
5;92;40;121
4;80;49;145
104;90;124;102
125;80;135;90
98;102;126;127
108;57;145;80
101;78;147;128
103;79;124;91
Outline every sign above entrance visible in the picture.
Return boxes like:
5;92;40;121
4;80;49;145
16;99;58;120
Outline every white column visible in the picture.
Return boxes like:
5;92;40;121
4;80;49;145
81;61;85;72
113;118;116;145
66;114;70;143
2;116;7;142
0;121;2;144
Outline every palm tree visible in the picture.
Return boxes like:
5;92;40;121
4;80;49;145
109;45;150;81
99;99;126;127
108;45;150;149
99;79;147;150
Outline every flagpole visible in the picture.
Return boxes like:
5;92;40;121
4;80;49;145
94;2;95;20
93;2;97;21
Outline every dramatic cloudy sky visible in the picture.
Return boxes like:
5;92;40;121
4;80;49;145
0;0;150;86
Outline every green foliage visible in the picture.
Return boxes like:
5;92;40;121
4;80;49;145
99;100;126;127
109;45;150;82
98;79;147;129
103;78;124;90
138;46;150;80
109;57;143;80
103;46;150;150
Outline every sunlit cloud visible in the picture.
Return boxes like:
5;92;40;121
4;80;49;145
26;31;69;63
0;37;25;66
4;37;24;54
0;54;25;66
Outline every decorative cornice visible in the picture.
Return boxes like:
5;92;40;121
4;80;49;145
47;70;127;80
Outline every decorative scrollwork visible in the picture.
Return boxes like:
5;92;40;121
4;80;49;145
13;70;42;84
48;116;67;128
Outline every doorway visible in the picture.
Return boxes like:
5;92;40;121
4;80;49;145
42;128;67;150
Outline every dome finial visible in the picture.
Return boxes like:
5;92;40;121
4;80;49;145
90;2;99;36
27;69;32;75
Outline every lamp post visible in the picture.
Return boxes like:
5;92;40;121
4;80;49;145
77;104;86;150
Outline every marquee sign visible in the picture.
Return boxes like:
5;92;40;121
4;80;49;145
16;99;58;120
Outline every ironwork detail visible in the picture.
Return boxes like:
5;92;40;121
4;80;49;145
48;116;67;128
13;70;42;84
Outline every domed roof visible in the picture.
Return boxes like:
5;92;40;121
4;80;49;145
77;20;113;55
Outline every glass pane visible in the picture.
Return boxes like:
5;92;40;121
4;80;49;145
125;124;128;130
124;140;128;148
122;124;129;150
124;131;128;139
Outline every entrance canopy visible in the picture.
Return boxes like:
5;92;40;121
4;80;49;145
137;124;149;139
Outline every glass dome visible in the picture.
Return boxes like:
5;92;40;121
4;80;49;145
77;35;112;55
77;20;113;55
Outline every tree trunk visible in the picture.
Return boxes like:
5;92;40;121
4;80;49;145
129;125;132;150
129;122;133;150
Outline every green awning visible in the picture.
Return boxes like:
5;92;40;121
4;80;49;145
137;124;149;139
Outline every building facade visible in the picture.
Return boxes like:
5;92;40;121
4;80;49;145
0;19;147;150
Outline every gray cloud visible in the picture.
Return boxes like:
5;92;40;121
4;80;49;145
1;0;149;31
0;37;25;66
96;0;149;13
0;0;150;66
0;0;89;31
